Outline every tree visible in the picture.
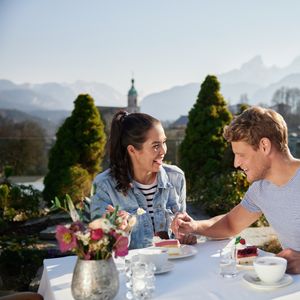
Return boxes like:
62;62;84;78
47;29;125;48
0;117;47;175
271;87;300;114
179;75;249;215
43;94;106;204
180;75;232;186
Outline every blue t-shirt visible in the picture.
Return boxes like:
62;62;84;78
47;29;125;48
241;168;300;250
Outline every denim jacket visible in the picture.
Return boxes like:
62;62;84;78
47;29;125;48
90;164;186;249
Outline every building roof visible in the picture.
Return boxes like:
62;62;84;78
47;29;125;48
128;79;137;96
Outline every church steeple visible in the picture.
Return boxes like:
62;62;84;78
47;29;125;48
127;78;139;113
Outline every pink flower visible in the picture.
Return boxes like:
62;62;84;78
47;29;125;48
114;235;129;257
56;225;77;252
91;228;104;241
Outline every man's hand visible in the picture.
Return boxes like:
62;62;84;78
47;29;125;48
171;212;197;238
277;248;300;274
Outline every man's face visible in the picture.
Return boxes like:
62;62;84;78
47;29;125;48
231;140;270;183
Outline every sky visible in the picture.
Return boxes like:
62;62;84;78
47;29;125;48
1;0;300;97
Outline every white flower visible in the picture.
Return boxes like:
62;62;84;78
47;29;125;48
137;208;146;216
75;232;90;246
89;218;114;233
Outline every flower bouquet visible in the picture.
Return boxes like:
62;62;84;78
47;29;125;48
52;195;139;300
54;195;136;260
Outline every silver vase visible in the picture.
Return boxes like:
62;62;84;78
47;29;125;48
71;257;119;300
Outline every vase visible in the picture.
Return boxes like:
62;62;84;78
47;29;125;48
71;257;119;300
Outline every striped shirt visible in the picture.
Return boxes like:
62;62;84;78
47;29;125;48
134;178;158;226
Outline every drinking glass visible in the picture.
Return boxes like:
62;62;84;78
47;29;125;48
219;246;237;278
125;255;156;300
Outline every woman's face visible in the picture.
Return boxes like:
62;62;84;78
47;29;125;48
129;123;167;174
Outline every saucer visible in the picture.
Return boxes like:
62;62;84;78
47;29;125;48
243;272;293;290
155;261;174;274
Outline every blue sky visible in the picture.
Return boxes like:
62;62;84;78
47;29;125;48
1;0;300;97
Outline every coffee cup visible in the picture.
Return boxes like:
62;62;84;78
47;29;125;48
253;256;287;284
138;248;168;270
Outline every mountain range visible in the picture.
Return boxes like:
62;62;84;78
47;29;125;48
142;55;300;120
0;80;125;112
2;55;300;121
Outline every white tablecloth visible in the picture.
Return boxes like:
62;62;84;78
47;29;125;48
38;240;300;300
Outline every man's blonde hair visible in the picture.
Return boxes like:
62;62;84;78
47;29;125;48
223;106;288;153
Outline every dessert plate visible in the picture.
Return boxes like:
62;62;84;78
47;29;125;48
167;245;198;260
155;261;174;274
237;249;275;270
243;272;293;290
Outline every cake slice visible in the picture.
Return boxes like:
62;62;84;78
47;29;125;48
235;236;258;265
236;245;258;265
154;238;181;255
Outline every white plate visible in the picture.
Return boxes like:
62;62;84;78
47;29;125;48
155;261;174;274
237;249;275;270
243;272;293;290
167;245;198;259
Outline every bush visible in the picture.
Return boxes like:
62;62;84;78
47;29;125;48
191;171;249;216
0;248;44;291
0;183;41;221
57;165;92;204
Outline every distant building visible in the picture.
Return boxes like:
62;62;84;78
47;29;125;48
163;115;188;164
97;78;140;131
127;79;139;113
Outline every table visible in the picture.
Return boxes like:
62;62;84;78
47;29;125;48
38;239;300;300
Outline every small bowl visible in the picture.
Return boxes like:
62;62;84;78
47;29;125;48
253;256;287;284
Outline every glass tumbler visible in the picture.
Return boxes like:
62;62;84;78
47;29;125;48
125;256;156;300
219;246;237;278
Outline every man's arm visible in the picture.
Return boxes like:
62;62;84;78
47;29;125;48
172;204;262;238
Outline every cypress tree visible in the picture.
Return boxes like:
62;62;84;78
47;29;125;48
43;94;106;204
180;75;232;186
180;75;249;215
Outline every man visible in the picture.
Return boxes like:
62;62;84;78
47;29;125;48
172;106;300;274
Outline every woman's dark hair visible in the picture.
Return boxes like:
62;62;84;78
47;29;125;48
109;111;160;194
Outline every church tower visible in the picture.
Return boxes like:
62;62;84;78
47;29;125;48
127;78;140;113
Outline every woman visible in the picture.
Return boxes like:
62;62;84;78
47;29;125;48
91;111;192;249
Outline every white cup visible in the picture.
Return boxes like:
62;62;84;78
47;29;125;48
253;256;287;283
138;248;168;270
